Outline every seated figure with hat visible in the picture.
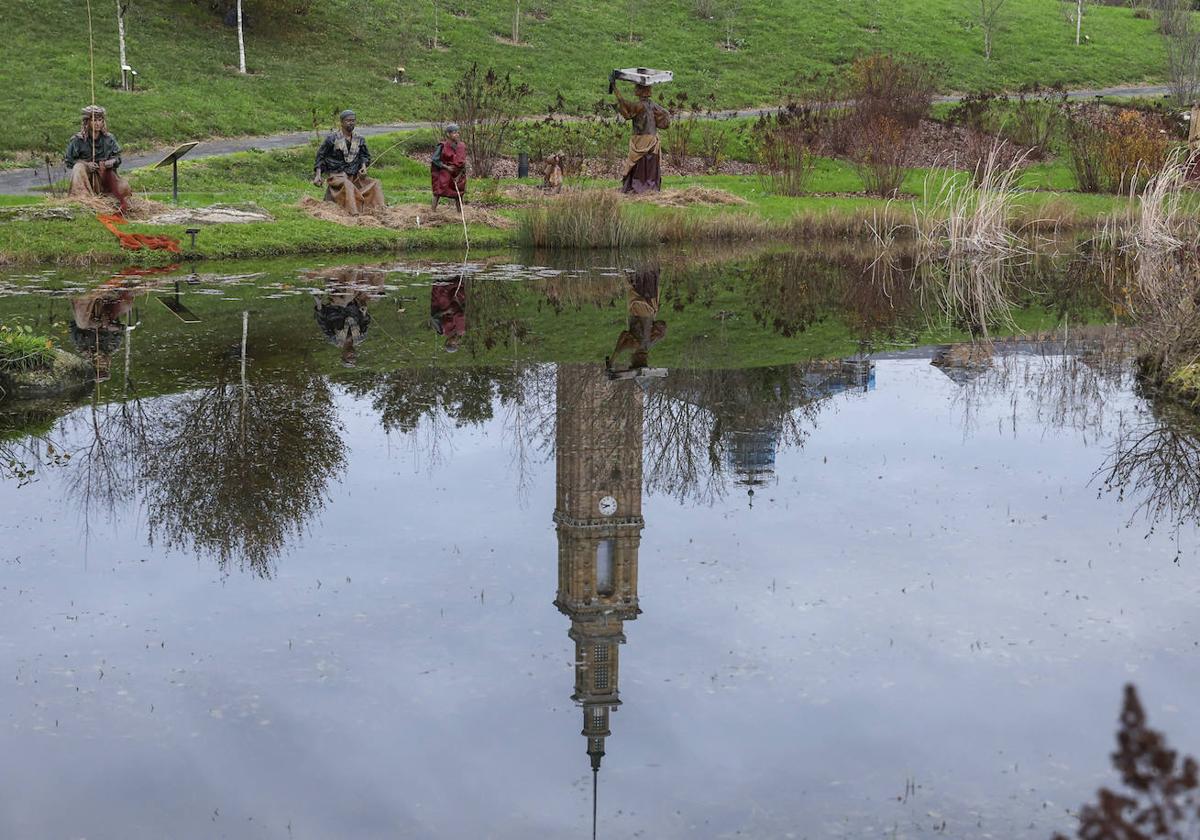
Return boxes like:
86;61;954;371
313;110;386;216
64;105;133;213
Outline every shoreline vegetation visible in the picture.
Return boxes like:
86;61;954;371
0;138;1191;267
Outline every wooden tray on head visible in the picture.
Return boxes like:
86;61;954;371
609;68;673;92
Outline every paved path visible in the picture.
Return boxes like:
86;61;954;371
0;84;1171;195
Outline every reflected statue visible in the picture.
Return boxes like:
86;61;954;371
308;266;387;367
69;284;137;382
430;272;467;353
1054;684;1200;839
606;264;667;376
553;363;645;836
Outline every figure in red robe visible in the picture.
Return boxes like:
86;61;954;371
431;124;468;212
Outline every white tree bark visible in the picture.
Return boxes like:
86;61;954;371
1076;0;1082;45
236;0;247;74
116;0;128;89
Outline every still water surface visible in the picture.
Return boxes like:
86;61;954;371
0;250;1197;839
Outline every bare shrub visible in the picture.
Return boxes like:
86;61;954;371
1005;84;1067;153
446;63;531;178
1062;105;1170;193
849;115;912;196
842;54;934;196
753;106;818;196
660;90;698;161
693;120;730;171
848;53;935;130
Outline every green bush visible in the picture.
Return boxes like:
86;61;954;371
0;325;56;372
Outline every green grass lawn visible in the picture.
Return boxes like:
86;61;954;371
0;0;1172;165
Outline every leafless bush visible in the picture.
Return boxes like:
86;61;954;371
1062;104;1171;193
849;115;912;196
694;120;730;171
446;63;531;178
842;54;934;196
660;90;699;161
753;101;823;196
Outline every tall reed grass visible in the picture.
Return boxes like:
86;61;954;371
1095;150;1195;254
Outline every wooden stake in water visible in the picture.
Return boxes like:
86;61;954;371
241;310;248;383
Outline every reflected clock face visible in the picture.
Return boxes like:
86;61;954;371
599;496;618;516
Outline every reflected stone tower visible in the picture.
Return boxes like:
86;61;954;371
553;363;644;808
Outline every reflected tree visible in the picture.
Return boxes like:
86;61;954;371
1054;684;1200;839
640;363;851;504
1098;401;1200;552
140;363;345;577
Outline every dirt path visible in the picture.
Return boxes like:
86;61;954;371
0;84;1171;196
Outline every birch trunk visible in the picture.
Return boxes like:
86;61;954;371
1076;0;1082;45
116;0;128;89
236;0;247;74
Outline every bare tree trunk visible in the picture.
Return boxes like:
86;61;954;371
513;0;520;42
1076;0;1082;45
116;0;129;89
432;0;439;49
984;27;992;59
236;0;246;74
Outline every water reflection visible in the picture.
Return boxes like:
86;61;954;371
606;264;667;375
69;283;137;382
429;271;467;353
139;363;345;576
553;364;645;833
308;265;387;366
1099;399;1200;554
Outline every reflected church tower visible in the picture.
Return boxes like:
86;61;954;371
553;363;645;797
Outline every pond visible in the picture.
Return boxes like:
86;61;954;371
0;246;1197;839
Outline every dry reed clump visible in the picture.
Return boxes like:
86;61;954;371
918;142;1032;257
52;194;169;220
1121;252;1200;380
518;190;645;249
628;187;748;208
518;189;769;249
298;197;515;230
1095;150;1196;255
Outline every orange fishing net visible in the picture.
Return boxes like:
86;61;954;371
96;214;181;253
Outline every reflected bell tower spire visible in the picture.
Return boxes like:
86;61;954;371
552;363;645;830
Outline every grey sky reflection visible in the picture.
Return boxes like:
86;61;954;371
1;358;1198;838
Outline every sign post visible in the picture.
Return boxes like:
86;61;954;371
154;142;200;204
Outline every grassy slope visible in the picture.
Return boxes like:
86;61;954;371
0;0;1166;163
